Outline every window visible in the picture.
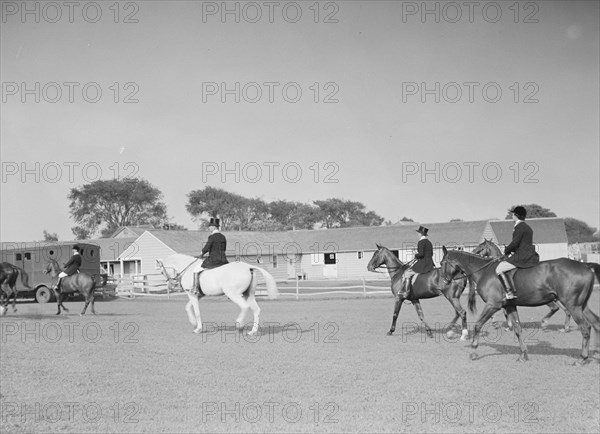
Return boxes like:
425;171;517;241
24;253;31;260
16;253;22;261
89;249;95;257
391;250;399;258
324;253;336;265
358;252;363;259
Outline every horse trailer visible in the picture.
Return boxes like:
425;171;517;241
0;242;102;303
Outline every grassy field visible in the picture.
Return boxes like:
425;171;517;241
1;291;599;433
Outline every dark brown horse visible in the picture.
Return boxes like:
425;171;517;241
44;259;105;315
472;239;573;332
367;244;469;339
0;263;31;315
441;247;600;365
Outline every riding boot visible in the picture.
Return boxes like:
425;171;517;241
498;272;516;300
192;272;200;296
54;278;62;292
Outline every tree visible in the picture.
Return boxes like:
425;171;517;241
505;204;557;219
186;186;245;230
43;230;58;241
68;178;168;239
564;218;599;243
269;200;320;230
313;198;384;228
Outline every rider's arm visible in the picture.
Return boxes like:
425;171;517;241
504;226;524;255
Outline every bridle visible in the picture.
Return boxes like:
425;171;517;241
157;257;201;290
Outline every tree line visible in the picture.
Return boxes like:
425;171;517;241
50;178;598;243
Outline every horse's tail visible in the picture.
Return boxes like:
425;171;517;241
92;274;108;288
249;266;279;299
17;267;32;289
586;262;600;284
468;279;478;313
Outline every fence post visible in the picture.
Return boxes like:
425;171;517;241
296;277;299;300
363;277;366;298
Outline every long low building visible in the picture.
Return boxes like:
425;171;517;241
103;218;569;281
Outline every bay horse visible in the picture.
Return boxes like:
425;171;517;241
440;247;600;364
44;259;105;315
157;254;279;335
367;244;469;340
473;239;572;332
0;263;31;315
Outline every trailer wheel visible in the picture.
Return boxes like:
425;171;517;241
35;286;53;304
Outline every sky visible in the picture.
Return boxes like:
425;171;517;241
1;0;599;242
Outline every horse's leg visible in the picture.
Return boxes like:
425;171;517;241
188;294;203;334
582;306;600;357
90;290;96;315
10;286;17;312
445;295;469;341
227;293;251;332
412;300;433;338
540;301;560;331
387;297;404;336
81;291;92;316
554;299;573;333
470;303;501;360
505;305;528;362
246;294;261;336
563;305;591;365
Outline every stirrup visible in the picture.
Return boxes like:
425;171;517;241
505;292;517;300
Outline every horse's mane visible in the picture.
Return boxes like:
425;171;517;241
377;245;405;267
447;249;493;262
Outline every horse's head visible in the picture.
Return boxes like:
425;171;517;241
367;244;386;272
43;260;59;276
472;239;501;258
440;246;465;284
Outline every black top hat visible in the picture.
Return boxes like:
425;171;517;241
416;226;429;236
510;206;527;220
72;245;80;252
208;217;220;228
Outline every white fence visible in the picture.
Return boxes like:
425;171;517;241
113;274;393;300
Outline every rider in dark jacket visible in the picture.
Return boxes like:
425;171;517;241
496;206;540;299
192;218;228;294
54;245;82;291
398;226;435;298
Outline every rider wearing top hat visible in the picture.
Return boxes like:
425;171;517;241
54;245;82;291
496;206;540;300
192;218;229;293
398;226;435;298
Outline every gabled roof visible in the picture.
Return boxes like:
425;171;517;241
287;220;490;252
109;226;155;238
489;218;568;245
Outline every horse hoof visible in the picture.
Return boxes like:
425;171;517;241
460;332;469;341
387;331;394;336
470;352;479;361
516;355;528;362
193;328;202;334
573;358;589;366
427;330;433;338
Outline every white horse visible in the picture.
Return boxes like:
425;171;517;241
157;254;279;335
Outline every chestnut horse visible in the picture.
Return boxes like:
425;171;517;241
367;244;469;340
472;239;572;332
441;247;600;365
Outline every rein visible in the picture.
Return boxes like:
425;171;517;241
372;258;415;274
443;257;502;284
159;257;201;287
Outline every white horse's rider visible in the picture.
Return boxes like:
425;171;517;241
54;245;82;291
192;218;229;294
